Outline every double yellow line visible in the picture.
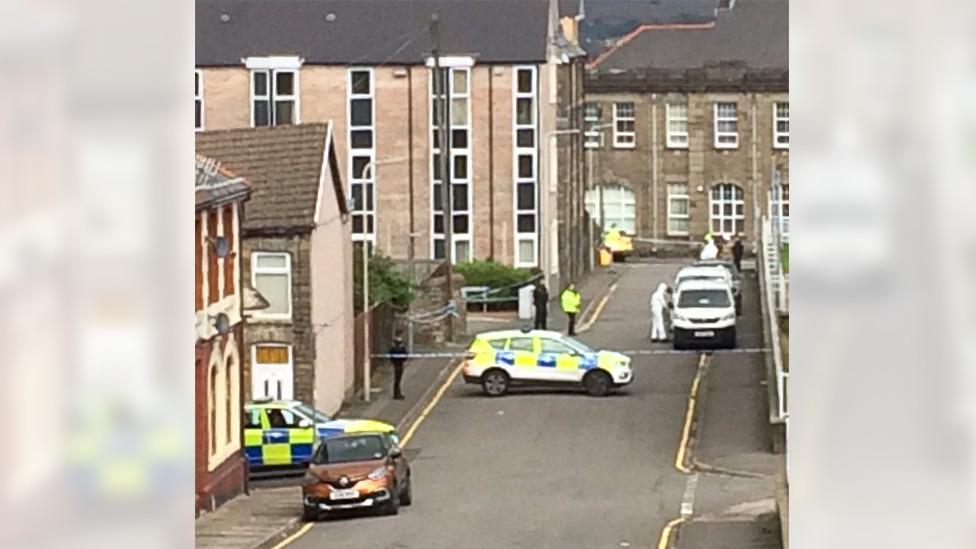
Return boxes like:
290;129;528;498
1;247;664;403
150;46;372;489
656;352;709;549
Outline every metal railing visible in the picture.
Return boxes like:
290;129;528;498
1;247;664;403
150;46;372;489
759;217;789;426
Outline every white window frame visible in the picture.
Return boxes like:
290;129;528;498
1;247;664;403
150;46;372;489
773;102;789;149
710;183;746;237
583;102;603;149
513;65;539;268
250;69;300;127
250;252;292;320
613;102;636;149
348;67;376;242
665;103;689;149
714;102;739;149
195;69;204;132
666;183;691;236
584;184;636;235
250;344;294;401
429;66;473;263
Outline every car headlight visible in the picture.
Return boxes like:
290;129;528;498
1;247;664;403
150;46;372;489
720;312;736;321
368;467;388;480
672;313;687;322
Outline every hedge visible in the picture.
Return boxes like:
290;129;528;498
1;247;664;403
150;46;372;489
454;260;536;297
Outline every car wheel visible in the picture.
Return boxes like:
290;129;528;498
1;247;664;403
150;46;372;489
583;370;613;397
302;504;319;522
726;328;737;349
481;369;510;397
400;476;413;506
382;485;401;515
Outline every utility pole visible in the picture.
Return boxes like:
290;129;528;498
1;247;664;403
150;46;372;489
431;13;454;341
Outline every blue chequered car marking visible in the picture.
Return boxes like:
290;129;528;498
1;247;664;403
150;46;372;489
496;351;515;366
580;354;598;370
537;353;557;368
245;445;263;465
316;427;345;439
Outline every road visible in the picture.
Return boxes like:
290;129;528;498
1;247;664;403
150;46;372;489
287;260;781;549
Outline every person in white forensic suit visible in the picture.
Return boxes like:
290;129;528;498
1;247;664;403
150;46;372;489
700;235;719;261
650;283;669;342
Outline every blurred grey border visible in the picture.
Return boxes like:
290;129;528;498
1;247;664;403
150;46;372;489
0;0;192;547
1;0;975;547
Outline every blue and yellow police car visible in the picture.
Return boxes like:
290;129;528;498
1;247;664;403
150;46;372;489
244;400;398;469
462;329;633;397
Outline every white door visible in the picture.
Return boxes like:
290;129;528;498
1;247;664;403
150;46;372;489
251;344;294;400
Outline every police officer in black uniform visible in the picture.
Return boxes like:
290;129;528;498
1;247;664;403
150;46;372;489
388;334;408;400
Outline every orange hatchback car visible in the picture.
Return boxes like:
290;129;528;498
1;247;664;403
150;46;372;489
301;432;412;519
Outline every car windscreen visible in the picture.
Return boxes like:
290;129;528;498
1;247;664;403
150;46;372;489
312;435;387;464
295;403;331;423
677;289;732;308
678;275;725;285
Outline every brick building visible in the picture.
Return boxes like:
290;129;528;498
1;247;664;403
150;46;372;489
582;0;789;251
197;123;355;417
195;156;250;514
196;0;591;290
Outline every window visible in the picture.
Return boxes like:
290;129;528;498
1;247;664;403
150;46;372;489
540;338;574;354
195;70;204;131
430;66;472;262
667;183;690;235
348;68;375;240
244;408;262;429
613;102;636;148
509;337;535;352
714;102;738;148
710;183;745;237
770;183;790;240
222;205;235;297
251;253;292;318
665;103;688;148
225;355;234;445
513;65;538;267
209;361;218;456
266;408;301;429
584;103;603;148
584;184;636;234
773;102;789;149
251;69;298;127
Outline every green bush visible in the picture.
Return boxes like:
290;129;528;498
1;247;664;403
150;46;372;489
780;244;790;274
454;260;535;297
353;249;414;313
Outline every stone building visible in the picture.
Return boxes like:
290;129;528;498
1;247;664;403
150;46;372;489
582;0;788;252
197;123;354;417
196;0;591;290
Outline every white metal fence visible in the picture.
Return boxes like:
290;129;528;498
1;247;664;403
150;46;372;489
760;216;789;425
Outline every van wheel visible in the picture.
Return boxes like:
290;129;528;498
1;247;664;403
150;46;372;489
481;369;510;396
725;329;737;349
583;370;613;397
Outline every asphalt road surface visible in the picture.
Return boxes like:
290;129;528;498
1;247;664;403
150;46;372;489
289;260;781;549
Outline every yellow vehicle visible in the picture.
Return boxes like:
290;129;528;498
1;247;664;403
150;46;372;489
603;227;633;260
462;329;633;397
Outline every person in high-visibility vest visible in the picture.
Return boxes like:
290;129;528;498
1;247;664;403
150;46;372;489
560;283;582;336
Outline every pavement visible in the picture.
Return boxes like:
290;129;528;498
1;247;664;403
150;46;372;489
272;259;785;549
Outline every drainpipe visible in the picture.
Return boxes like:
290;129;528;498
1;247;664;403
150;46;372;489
751;94;759;248
651;94;659;248
407;67;415;352
488;66;495;260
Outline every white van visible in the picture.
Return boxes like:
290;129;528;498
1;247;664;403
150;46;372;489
674;265;740;314
671;279;737;349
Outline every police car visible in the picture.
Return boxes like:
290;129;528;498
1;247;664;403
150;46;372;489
244;400;398;469
463;329;633;397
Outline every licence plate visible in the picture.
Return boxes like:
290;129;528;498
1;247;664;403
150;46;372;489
693;331;715;338
330;489;360;500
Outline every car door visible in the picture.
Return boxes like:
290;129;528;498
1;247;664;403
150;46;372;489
538;337;583;382
385;432;408;484
264;408;315;466
507;336;538;380
243;406;266;467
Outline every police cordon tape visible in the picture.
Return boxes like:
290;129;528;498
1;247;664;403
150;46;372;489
370;348;769;359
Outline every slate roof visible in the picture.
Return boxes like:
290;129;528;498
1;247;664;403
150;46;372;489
195;124;344;232
196;0;552;66
591;0;787;72
195;155;250;209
